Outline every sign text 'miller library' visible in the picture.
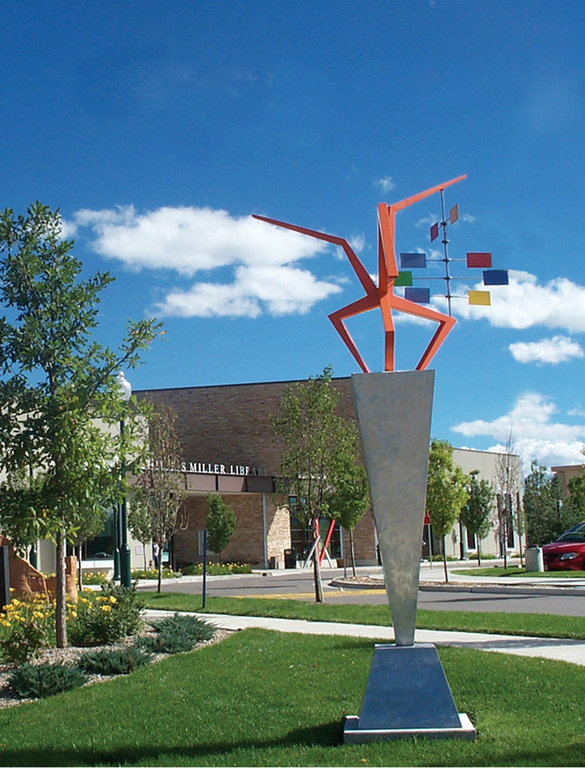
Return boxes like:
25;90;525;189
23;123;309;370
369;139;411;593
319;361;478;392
180;461;267;476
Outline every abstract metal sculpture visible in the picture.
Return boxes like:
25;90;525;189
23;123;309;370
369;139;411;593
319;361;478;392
254;175;465;372
255;178;477;741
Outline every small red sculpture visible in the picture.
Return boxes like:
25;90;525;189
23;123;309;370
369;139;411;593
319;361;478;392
254;175;466;372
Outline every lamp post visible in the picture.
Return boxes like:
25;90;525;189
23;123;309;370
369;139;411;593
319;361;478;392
117;371;132;588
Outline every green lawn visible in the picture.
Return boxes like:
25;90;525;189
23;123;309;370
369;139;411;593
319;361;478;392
455;567;585;578
1;628;585;766
141;592;585;640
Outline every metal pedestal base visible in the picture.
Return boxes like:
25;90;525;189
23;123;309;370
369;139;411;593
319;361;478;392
344;643;476;743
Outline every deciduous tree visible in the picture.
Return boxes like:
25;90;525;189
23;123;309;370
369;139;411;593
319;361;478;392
131;404;187;592
271;366;358;602
324;437;369;577
0;203;159;646
524;461;565;546
206;493;236;564
494;430;521;567
459;470;494;567
426;439;469;583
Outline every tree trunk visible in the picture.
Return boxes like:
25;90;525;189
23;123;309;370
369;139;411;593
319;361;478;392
312;520;324;602
157;540;163;593
55;526;68;648
313;547;324;602
77;544;83;591
477;540;482;568
349;529;357;578
442;536;449;584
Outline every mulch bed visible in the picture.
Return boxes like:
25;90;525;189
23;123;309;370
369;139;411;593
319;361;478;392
0;620;232;709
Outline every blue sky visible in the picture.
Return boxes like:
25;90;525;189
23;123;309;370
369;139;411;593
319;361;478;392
2;0;585;473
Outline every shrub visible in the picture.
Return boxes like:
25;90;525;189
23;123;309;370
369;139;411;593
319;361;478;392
78;646;152;675
68;583;144;646
137;613;216;654
8;662;87;699
131;567;181;580
180;562;252;576
0;595;54;663
82;571;109;585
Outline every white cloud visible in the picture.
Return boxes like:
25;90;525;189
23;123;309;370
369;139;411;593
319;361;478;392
452;270;585;333
69;205;325;275
509;335;584;365
67;205;344;318
156;265;342;318
376;176;396;193
452;392;585;473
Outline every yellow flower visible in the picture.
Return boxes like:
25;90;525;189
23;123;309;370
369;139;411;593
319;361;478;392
70;611;78;618
100;605;112;613
109;596;117;604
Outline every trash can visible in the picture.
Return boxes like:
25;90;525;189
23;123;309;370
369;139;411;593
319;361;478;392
525;546;544;572
284;548;297;569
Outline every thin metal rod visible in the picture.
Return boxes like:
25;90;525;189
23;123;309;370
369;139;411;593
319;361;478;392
440;189;453;316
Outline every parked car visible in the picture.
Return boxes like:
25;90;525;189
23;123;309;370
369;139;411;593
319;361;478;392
542;522;585;571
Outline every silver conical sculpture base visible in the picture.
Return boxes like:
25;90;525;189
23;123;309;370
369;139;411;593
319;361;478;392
352;370;434;646
345;371;475;743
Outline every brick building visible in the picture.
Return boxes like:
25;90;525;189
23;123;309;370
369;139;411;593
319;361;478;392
136;377;522;569
136;377;378;569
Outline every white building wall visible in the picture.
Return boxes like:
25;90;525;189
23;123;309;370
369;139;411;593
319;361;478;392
439;448;523;560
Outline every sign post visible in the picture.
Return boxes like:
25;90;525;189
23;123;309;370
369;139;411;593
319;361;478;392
202;529;208;609
0;546;10;609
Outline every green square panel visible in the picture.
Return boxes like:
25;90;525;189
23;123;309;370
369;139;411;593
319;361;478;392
395;271;413;287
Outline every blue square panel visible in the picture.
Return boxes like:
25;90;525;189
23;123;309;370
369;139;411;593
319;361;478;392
400;252;427;269
483;270;509;286
404;287;430;303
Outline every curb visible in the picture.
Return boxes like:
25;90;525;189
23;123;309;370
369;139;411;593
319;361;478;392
331;578;585;597
419;583;585;597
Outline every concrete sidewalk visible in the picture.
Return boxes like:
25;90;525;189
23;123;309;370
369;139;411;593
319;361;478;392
145;609;585;668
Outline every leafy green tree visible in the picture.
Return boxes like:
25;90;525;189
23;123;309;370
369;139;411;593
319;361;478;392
524;461;565;545
206;494;236;564
132;404;187;592
562;473;585;525
426;439;470;582
459;470;494;567
324;438;370;577
271;365;357;602
0;203;159;647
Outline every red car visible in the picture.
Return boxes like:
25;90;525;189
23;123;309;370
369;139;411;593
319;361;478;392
542;522;585;571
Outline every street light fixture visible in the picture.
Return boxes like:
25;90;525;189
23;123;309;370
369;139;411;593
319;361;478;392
116;371;132;588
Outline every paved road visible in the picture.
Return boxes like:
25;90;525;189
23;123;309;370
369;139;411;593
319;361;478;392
139;567;585;617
